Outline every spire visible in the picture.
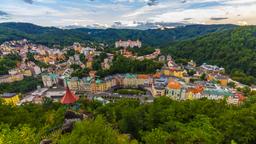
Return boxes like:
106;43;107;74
61;86;79;105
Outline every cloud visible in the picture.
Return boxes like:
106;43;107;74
0;0;256;26
210;17;229;21
147;0;159;6
0;10;8;16
184;18;192;20
23;0;34;4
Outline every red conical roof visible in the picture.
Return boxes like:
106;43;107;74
61;86;79;104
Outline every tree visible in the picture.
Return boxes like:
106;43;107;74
58;116;121;144
66;49;75;57
0;124;39;144
142;128;170;144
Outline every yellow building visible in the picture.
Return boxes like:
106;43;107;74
9;74;24;82
1;93;20;105
173;70;185;78
163;69;171;76
21;69;32;77
86;61;93;69
90;80;107;93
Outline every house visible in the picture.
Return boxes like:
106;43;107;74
123;74;137;88
1;93;20;105
166;80;183;100
154;76;168;86
42;73;58;87
30;65;41;75
21;69;32;77
79;77;93;92
89;71;97;78
202;88;233;100
67;77;79;90
115;40;142;48
215;75;229;87
185;86;204;100
91;79;107;93
137;74;151;86
158;55;165;62
0;75;12;84
0;74;24;84
114;75;124;86
45;87;66;102
200;63;225;74
152;83;166;97
104;76;117;90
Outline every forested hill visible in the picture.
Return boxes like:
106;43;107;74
0;22;236;47
165;26;256;85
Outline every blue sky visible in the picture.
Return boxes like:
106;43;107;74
0;0;255;27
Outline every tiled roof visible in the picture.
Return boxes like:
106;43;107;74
137;74;150;79
203;89;233;96
167;81;181;89
125;74;136;79
2;93;17;98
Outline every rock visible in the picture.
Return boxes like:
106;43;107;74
64;110;83;120
40;139;52;144
61;120;74;134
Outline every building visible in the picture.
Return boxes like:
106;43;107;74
152;83;165;97
185;86;204;100
67;77;79;90
115;40;142;48
45;87;66;102
42;73;58;87
1;93;20;105
79;77;93;92
0;74;24;84
202;88;233;100
137;74;151;86
123;74;138;88
215;75;229;87
61;86;79;105
30;65;41;75
200;63;225;74
166;80;184;100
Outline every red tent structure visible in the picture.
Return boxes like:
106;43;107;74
61;86;79;104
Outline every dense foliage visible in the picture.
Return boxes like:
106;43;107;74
0;53;21;75
0;23;235;47
1;97;256;144
97;56;163;77
165;26;256;85
0;77;42;93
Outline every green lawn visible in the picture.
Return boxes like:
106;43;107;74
114;88;146;95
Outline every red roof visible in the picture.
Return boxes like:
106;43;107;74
167;81;181;89
61;87;79;104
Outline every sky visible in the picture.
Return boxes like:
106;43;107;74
0;0;255;27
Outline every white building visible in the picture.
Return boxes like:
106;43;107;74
115;40;142;48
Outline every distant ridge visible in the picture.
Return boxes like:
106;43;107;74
0;22;236;47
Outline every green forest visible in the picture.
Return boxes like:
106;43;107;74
2;23;256;85
164;26;256;85
0;77;42;93
95;55;163;78
1;96;256;144
0;22;235;47
0;53;21;75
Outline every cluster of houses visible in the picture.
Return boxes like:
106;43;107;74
0;61;42;84
0;39;248;105
40;57;245;105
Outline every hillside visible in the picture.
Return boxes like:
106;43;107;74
0;22;236;47
1;97;256;144
165;26;256;85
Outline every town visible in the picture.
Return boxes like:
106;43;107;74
0;39;249;105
